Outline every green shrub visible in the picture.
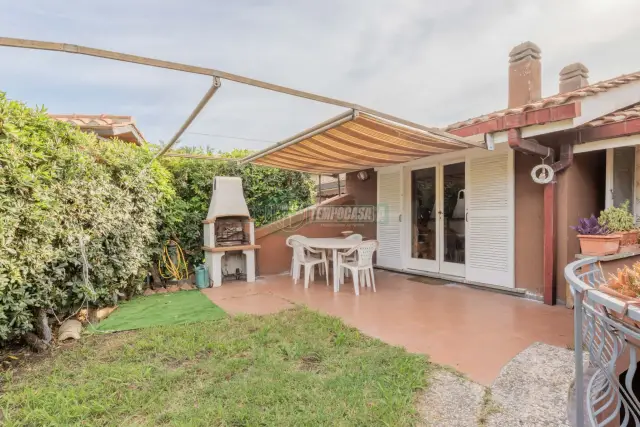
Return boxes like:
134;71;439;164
599;200;636;232
160;149;314;265
0;91;315;342
0;92;174;341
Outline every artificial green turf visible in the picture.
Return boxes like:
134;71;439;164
94;290;226;332
2;308;428;426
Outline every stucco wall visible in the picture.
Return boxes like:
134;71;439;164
256;220;351;276
514;151;545;294
557;151;606;302
255;169;378;276
345;169;378;240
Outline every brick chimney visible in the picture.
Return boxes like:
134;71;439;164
559;63;589;93
508;41;542;108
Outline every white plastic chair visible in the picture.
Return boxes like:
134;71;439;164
341;234;363;278
291;240;329;288
285;235;304;276
338;240;378;295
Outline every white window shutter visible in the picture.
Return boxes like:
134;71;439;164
376;169;403;269
466;151;514;288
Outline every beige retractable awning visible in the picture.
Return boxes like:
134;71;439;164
242;111;482;174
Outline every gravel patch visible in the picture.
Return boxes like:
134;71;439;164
418;369;485;427
486;342;574;427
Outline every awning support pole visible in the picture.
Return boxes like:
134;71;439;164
155;77;221;158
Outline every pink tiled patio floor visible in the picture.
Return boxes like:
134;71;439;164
201;270;573;385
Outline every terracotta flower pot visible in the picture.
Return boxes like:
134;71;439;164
598;284;640;329
577;234;621;256
619;230;639;252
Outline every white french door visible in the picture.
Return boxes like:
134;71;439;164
405;160;467;277
377;146;514;288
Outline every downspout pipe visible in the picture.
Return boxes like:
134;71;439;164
507;129;574;305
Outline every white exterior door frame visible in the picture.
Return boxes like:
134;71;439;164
376;145;514;289
605;147;636;217
438;158;467;278
402;155;467;277
404;161;439;273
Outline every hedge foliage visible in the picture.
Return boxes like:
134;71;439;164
0;93;174;341
0;93;315;342
160;149;314;265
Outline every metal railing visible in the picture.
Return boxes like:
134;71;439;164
565;257;640;426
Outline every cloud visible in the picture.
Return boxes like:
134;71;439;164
1;0;640;151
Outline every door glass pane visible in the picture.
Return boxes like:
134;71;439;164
443;162;465;264
613;146;635;212
411;168;436;260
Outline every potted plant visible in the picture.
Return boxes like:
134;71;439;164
571;215;620;256
600;262;640;328
599;200;638;252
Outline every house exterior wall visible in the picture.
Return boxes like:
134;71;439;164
345;169;378;240
514;151;545;294
556;151;606;303
514;146;605;302
255;170;378;276
256;221;347;275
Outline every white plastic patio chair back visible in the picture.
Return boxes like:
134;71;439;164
286;235;303;276
290;239;308;263
341;234;363;277
338;240;379;295
290;240;329;288
354;240;377;267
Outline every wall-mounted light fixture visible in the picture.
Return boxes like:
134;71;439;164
356;170;369;181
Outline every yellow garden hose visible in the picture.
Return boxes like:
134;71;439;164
158;240;189;281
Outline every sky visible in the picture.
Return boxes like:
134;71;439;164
2;0;640;153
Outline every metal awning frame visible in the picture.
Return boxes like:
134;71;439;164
0;37;486;165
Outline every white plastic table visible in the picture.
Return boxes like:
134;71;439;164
298;237;359;292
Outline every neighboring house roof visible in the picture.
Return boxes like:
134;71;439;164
49;114;145;145
445;71;640;136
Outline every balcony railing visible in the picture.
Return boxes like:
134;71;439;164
565;257;640;426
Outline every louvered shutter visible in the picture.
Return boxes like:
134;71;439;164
466;150;514;288
376;169;403;269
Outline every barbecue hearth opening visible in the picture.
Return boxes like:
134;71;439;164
215;217;250;247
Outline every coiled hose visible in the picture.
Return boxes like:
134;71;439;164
158;240;189;281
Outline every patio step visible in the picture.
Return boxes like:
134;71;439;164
486;342;573;427
418;369;485;427
419;343;574;426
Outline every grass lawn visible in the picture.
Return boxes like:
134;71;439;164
0;308;428;426
94;291;226;332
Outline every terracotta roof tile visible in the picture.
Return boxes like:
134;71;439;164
49;114;135;128
49;114;145;145
444;71;640;131
585;104;640;127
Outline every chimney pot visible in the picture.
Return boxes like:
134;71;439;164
508;41;542;108
559;62;589;93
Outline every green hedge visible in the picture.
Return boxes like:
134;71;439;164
0;93;174;341
0;92;315;343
